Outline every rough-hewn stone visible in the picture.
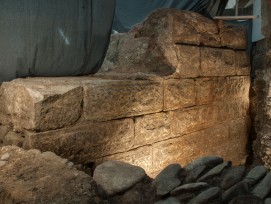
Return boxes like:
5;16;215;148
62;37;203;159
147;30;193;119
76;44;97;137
134;112;173;147
163;79;195;111
0;78;83;131
83;80;163;122
23;119;134;163
0;146;101;204
201;47;235;76
236;51;251;75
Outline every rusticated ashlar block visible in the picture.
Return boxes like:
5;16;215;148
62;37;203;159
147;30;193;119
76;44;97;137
0;78;83;131
172;105;217;136
99;146;152;175
83;80;163;122
236;51;251;75
152;124;229;171
23;118;134;163
174;45;200;78
195;76;250;105
219;22;248;50
134;112;173;147
163;78;195;111
201;47;235;76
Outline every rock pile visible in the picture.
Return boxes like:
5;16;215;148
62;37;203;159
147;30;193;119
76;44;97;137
1;146;270;203
94;157;271;204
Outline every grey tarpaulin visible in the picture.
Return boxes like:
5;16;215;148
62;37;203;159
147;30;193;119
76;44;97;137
0;0;116;82
113;0;228;33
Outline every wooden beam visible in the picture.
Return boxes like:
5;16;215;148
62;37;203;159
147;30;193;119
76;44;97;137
213;15;258;20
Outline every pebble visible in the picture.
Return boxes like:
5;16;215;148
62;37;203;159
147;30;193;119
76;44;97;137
154;197;181;204
222;181;249;203
184;156;224;171
252;172;271;199
0;153;10;161
265;198;271;204
170;182;209;196
153;163;182;196
244;166;267;186
220;166;246;190
0;160;7;167
197;161;231;182
229;195;264;204
188;187;221;204
185;165;207;183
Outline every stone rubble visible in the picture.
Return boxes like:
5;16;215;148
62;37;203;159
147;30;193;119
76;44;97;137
0;147;271;204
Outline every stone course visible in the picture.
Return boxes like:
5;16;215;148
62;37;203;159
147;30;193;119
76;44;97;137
0;9;250;176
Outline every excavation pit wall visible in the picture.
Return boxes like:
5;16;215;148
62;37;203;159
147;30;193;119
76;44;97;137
0;9;250;177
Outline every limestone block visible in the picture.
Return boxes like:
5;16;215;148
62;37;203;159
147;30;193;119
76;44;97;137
219;21;247;50
174;45;200;78
0;78;83;131
195;76;250;105
201;47;235;76
172;105;217;136
134;112;173;147
83;80;163;122
152;124;229;172
100;146;152;175
236;51;250;75
137;9;219;46
0;125;9;144
3;131;24;147
23;118;134;163
163;79;195;111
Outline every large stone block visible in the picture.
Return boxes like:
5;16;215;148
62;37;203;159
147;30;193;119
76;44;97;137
195;76;250;105
134;112;173;147
23;118;134;163
235;51;250;75
201;47;235;76
163;78;195;111
0;78;83;131
174;45;200;78
152;124;229;171
83;80;163;122
219;21;248;50
172;105;217;136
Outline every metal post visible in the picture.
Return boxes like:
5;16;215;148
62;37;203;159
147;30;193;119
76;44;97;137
235;0;239;16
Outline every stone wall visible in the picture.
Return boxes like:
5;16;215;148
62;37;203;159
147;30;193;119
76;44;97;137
0;9;250;177
253;0;271;168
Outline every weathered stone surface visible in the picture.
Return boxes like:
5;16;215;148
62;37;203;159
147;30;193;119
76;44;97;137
170;182;209;196
153;125;229;171
195;76;250;105
153;163;182;196
83;80;163;122
3;131;24;147
197;161;231;182
244;166;267;186
229;195;263;204
0;78;83;131
163;79;195;111
0;125;9;144
99;146;152;176
134;112;173;147
201;47;235;76
235;51;250;75
252;172;271;199
219;21;248;50
93;161;146;197
174;45;201;78
220;166;246;190
0;146;101;204
23;119;134;163
172;105;217;135
188;187;221;204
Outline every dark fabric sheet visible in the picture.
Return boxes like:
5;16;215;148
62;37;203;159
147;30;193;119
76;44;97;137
0;0;116;82
113;0;228;33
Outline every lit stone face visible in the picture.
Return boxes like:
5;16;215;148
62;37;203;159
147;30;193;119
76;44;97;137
163;79;195;111
83;80;163;122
